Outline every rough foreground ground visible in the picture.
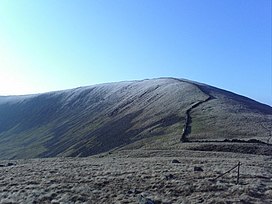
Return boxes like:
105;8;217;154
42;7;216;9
0;150;272;204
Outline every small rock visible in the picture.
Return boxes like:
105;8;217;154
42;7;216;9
127;188;141;194
51;199;59;204
194;166;204;172
92;190;100;194
165;174;174;180
171;159;181;164
7;162;15;166
138;194;155;204
0;164;5;167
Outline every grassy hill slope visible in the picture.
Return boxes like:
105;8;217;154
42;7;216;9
0;78;271;159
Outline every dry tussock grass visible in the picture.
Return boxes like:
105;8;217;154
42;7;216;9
0;150;271;204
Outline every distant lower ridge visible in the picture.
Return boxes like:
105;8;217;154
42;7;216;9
189;142;272;156
187;138;270;145
223;138;270;145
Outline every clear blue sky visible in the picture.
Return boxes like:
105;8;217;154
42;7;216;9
0;0;271;105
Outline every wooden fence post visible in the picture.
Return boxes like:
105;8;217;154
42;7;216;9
213;161;241;184
236;161;240;185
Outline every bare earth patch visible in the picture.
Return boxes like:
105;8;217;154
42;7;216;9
0;150;271;204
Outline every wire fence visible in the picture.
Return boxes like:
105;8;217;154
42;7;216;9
212;161;241;184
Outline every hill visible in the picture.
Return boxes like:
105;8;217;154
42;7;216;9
0;78;271;159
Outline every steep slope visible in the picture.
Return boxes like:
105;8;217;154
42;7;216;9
0;78;271;159
188;82;272;142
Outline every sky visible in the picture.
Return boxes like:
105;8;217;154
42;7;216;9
0;0;271;105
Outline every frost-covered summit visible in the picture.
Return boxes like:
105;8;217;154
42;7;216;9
0;78;271;159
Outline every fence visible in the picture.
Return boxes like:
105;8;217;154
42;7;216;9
212;161;241;184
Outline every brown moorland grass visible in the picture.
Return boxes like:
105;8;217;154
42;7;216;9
0;149;271;204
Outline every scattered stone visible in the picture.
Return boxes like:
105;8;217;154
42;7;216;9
165;174;174;180
171;159;181;164
0;153;270;203
92;190;100;194
194;166;204;172
0;163;16;167
127;188;141;194
138;194;155;204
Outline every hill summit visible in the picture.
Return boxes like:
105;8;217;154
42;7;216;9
0;78;271;159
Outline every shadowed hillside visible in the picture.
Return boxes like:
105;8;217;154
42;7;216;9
0;78;271;159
